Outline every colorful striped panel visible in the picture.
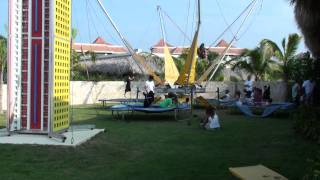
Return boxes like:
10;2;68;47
30;40;42;129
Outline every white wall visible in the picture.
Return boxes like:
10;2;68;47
1;81;288;111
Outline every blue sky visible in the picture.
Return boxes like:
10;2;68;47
0;0;306;51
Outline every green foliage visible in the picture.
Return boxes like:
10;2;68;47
231;41;278;81
215;74;224;81
230;75;240;82
0;35;7;68
303;151;320;180
0;107;319;179
173;57;185;73
195;59;208;79
293;106;320;143
289;53;314;81
262;33;302;81
207;51;219;63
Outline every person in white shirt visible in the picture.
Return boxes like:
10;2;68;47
200;107;220;129
145;75;155;93
143;75;155;107
244;75;253;99
302;79;315;105
291;80;301;104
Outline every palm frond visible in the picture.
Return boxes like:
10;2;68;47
261;39;284;60
285;33;301;60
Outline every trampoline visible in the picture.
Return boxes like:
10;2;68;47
234;102;295;118
110;104;191;120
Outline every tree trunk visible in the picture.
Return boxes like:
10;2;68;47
283;75;289;102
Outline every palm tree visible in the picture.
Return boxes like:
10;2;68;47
290;0;320;104
231;41;278;81
262;33;301;82
290;0;320;59
0;35;7;113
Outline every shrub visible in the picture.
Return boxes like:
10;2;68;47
303;151;320;180
293;106;320;143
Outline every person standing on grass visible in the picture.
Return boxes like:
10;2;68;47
244;75;253;99
262;85;271;102
124;72;134;98
291;80;301;105
302;78;316;105
143;75;155;107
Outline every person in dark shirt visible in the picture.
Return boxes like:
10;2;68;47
124;72;134;98
262;85;271;102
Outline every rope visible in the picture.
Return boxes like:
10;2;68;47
214;0;236;39
207;0;257;49
85;0;93;42
183;0;191;47
236;0;263;40
88;0;121;45
206;0;259;85
161;9;192;43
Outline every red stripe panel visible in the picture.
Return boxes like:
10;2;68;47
30;40;42;129
32;0;42;37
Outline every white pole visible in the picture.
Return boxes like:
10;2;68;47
96;0;135;54
206;0;259;86
157;6;167;43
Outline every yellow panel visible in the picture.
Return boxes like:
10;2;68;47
53;0;71;132
229;165;288;180
175;30;199;85
163;45;179;86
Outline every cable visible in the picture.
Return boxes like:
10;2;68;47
236;0;263;40
85;0;93;42
215;0;236;39
183;0;191;47
207;0;257;49
88;0;121;45
161;8;192;43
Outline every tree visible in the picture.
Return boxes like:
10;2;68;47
70;28;96;80
262;33;301;82
290;0;320;105
231;41;278;81
289;52;314;81
0;35;7;113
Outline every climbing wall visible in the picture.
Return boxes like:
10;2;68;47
8;0;22;131
52;0;71;132
8;0;71;133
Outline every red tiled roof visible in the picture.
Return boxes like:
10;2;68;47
216;39;235;48
151;46;244;56
72;37;127;54
152;39;173;48
150;39;243;56
208;47;244;56
92;36;112;45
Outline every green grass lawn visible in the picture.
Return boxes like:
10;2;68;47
0;105;318;180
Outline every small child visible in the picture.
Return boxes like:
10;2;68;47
159;92;177;108
180;97;190;108
200;107;220;130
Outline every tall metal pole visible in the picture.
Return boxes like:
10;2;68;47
157;6;167;43
96;0;134;54
186;0;201;86
197;0;201;29
205;0;259;87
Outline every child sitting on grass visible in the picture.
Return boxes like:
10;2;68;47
200;107;220;130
